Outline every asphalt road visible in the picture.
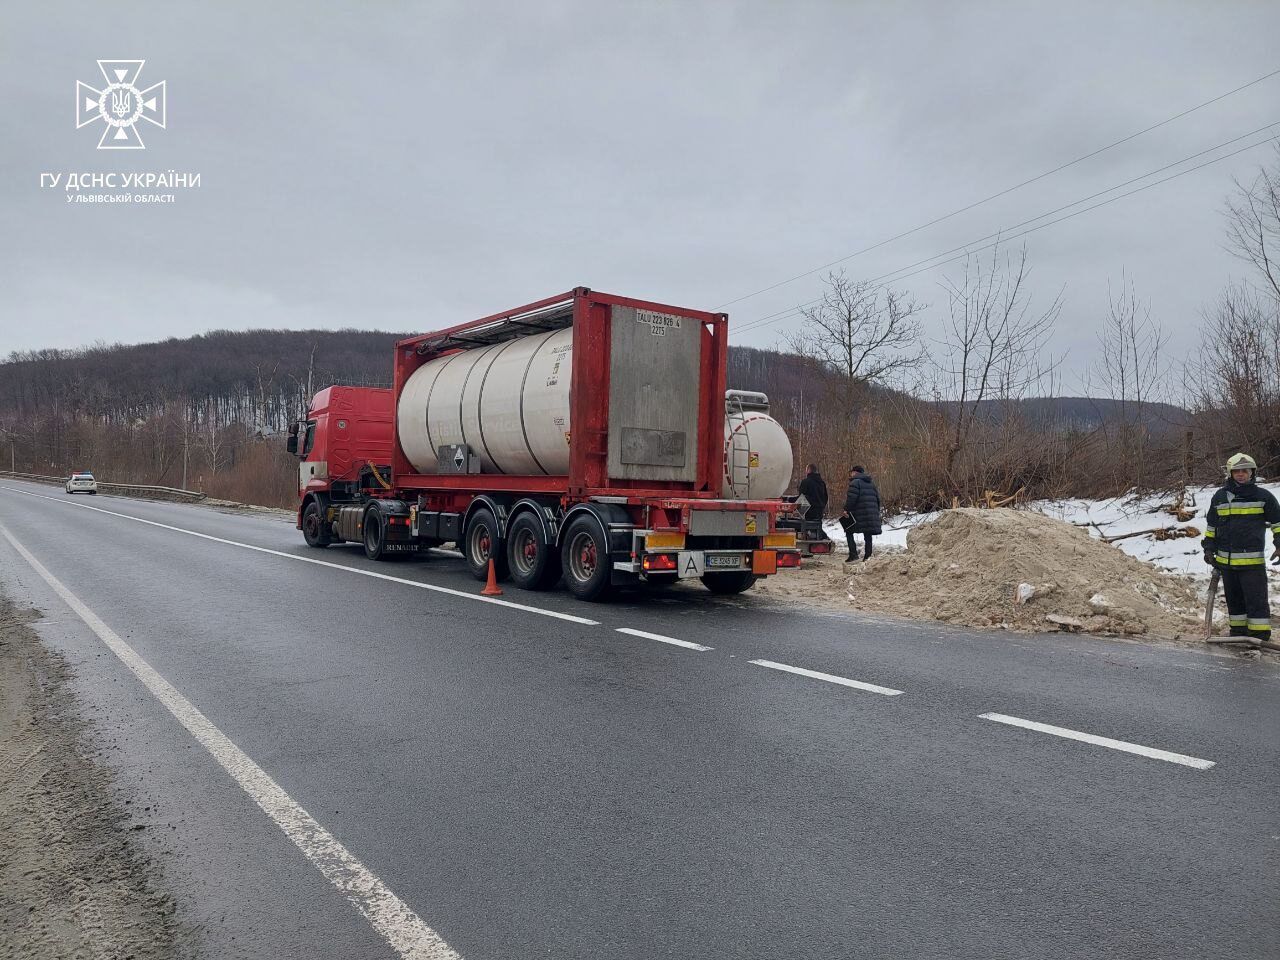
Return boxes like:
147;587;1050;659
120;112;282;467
1;477;1277;959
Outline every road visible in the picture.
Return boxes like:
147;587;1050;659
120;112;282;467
1;477;1277;959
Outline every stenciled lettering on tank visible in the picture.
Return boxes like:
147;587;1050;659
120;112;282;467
545;343;571;388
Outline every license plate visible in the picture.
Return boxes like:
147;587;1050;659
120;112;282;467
706;554;742;569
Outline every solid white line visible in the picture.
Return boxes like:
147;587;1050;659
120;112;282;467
748;659;903;697
615;627;712;651
979;712;1215;770
0;521;461;960
0;484;599;627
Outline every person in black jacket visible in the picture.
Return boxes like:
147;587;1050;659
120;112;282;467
841;466;883;561
1203;452;1280;640
797;464;828;525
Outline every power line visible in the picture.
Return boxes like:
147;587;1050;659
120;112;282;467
717;65;1280;311
730;127;1280;338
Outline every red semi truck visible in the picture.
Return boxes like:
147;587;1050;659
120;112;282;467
289;288;799;601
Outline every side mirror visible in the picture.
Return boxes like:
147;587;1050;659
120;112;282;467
288;421;300;437
286;435;298;455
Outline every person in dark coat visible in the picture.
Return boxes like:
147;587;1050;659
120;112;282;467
1203;452;1280;641
841;466;883;560
797;464;828;523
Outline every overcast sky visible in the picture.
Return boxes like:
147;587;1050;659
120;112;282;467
2;1;1278;395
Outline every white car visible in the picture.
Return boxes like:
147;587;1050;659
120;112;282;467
65;472;98;495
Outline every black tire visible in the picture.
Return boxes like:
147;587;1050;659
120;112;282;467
301;500;331;548
505;513;561;591
363;507;388;560
560;515;612;601
701;571;757;595
88;490;97;495
464;507;508;582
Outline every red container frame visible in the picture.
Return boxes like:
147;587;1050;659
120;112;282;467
390;287;730;503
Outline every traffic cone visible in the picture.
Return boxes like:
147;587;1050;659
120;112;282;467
481;557;503;596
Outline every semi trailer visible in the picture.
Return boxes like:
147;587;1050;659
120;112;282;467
288;288;801;601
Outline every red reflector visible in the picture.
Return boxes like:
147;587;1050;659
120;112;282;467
643;553;678;571
777;551;802;568
811;542;832;554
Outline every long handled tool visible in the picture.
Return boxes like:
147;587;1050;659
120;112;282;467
1203;569;1221;642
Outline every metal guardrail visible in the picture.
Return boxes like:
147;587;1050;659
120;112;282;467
0;470;206;501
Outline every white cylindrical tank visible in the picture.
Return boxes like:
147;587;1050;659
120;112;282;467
398;327;573;476
398;333;796;496
721;402;794;500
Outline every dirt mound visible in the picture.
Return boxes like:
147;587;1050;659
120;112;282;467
844;508;1204;637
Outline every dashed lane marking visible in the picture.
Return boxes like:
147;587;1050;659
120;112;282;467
748;658;904;696
615;627;713;651
0;484;599;626
0;521;463;960
979;712;1215;770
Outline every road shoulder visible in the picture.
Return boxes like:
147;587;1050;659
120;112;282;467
0;593;186;959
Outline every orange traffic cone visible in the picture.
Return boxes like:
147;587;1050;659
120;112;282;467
481;557;503;596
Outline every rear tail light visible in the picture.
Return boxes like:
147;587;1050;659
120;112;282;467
777;551;802;568
642;553;678;571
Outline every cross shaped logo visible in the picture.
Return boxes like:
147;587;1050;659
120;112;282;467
76;60;166;150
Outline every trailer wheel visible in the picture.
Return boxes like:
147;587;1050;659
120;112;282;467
506;514;561;591
701;571;757;595
464;508;508;582
301;501;331;548
363;508;388;560
560;516;612;601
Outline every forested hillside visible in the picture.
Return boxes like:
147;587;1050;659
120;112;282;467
0;327;1205;511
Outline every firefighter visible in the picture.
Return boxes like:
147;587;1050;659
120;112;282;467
1203;453;1280;640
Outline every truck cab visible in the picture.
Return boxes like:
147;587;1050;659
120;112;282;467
290;385;394;508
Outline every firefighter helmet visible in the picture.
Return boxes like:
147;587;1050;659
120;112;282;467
1226;452;1257;473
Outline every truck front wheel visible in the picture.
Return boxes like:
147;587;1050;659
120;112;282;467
464;508;508;582
506;513;561;591
701;571;757;595
560;516;612;601
301;501;331;548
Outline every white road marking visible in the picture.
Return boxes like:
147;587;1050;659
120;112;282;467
979;712;1215;770
0;522;462;960
748;659;904;697
615;627;712;651
0;484;598;626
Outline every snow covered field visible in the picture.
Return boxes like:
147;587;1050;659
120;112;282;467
823;482;1280;585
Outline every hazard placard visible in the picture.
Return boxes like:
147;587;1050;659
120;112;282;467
677;550;705;579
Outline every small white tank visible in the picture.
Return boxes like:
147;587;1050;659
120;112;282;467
722;391;794;500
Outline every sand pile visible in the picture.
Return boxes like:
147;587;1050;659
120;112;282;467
840;508;1204;637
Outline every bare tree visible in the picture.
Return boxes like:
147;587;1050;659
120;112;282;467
932;243;1062;498
1089;274;1169;489
1190;147;1280;475
787;270;925;407
1224;144;1280;305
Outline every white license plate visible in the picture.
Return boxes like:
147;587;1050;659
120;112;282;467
706;554;742;569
